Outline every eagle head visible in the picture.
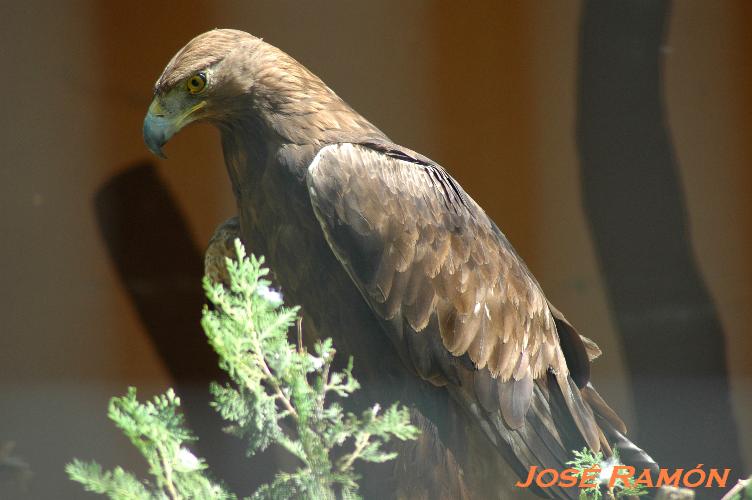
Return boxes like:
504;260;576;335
143;29;260;158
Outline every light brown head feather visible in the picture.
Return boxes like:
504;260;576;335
151;29;384;144
154;29;259;93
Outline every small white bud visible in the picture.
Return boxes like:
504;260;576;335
310;356;324;370
599;456;619;484
177;447;200;471
257;285;283;306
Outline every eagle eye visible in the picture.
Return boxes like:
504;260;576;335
186;72;207;94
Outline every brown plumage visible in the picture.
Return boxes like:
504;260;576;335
145;29;656;499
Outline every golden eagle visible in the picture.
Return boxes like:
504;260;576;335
144;29;655;499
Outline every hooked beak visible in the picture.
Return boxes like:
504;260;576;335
143;96;206;159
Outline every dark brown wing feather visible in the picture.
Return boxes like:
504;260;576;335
308;143;562;379
306;142;601;453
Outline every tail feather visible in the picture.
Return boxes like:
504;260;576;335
582;383;627;435
608;427;659;475
447;367;657;499
555;372;601;453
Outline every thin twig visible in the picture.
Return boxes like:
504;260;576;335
156;444;181;500
720;478;750;500
297;316;304;353
338;433;371;473
254;349;299;421
241;286;299;421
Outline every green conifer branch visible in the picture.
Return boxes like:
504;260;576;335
67;240;419;499
566;447;648;499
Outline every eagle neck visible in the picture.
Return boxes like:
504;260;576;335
218;115;270;199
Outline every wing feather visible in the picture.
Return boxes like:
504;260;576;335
307;142;599;450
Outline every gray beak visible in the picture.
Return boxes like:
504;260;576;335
144;111;172;158
143;95;207;159
143;101;171;159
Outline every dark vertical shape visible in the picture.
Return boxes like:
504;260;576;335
95;164;217;384
94;163;282;495
577;0;744;485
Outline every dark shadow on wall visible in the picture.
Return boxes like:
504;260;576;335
94;163;283;495
576;0;745;490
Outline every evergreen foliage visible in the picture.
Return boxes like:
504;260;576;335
67;240;419;499
566;447;647;499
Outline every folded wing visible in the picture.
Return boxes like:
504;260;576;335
306;142;601;455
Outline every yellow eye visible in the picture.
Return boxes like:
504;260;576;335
186;72;206;94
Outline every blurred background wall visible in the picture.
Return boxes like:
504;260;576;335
0;1;749;497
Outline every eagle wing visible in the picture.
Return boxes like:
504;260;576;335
306;142;601;452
